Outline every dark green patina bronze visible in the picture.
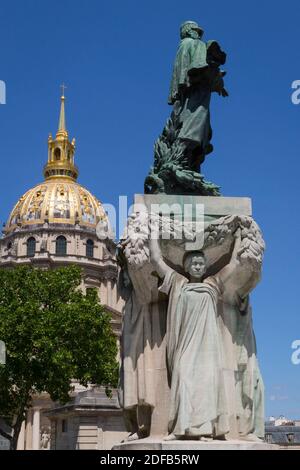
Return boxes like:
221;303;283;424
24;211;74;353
144;21;228;196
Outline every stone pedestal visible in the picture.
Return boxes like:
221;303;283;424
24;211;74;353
134;194;252;217
119;194;266;443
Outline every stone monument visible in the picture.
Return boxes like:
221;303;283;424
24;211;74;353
116;21;276;450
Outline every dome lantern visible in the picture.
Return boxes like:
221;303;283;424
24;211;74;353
43;86;79;181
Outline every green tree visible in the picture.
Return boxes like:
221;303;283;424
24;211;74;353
0;265;119;450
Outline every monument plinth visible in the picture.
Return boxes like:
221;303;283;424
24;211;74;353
118;194;266;441
114;437;277;451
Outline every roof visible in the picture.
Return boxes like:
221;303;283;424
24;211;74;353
44;386;121;417
5;180;107;234
265;425;300;445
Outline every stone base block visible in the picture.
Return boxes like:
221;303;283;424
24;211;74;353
113;437;278;451
134;194;252;220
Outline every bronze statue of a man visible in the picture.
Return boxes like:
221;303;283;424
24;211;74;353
145;21;227;196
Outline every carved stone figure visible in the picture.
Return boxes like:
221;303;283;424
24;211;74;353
118;206;265;441
150;227;264;440
40;427;50;450
144;21;227;196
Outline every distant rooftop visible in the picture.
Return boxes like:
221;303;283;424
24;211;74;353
265;425;300;445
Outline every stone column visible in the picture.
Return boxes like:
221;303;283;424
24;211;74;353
25;409;33;450
32;408;40;450
16;420;25;450
100;280;108;305
107;279;112;306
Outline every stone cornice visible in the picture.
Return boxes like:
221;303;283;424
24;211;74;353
0;256;118;280
1;224;116;243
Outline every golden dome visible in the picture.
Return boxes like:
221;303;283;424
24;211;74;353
5;179;107;234
5;90;107;234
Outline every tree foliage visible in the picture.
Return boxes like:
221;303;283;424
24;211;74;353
0;265;119;449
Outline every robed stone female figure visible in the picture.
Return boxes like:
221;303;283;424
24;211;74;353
149;227;263;440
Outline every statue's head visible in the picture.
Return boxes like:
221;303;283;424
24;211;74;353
183;251;206;279
180;21;204;40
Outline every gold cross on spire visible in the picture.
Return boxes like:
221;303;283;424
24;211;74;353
60;83;67;98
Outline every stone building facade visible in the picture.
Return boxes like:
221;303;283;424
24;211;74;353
0;93;127;449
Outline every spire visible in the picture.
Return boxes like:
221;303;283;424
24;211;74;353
57;84;68;137
43;87;78;181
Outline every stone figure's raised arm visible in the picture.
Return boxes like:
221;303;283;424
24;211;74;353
204;215;265;303
149;232;172;280
216;228;242;285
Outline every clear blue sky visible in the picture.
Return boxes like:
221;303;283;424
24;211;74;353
1;0;300;419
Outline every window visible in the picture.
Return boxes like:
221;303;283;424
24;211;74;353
56;236;67;256
287;433;294;444
86;287;97;298
27;237;36;257
54;148;61;160
86;239;94;258
61;419;68;433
